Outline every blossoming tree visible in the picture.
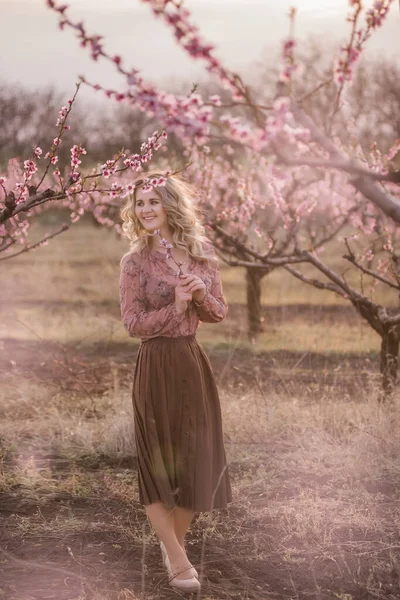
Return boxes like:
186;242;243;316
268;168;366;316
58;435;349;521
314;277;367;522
1;0;399;396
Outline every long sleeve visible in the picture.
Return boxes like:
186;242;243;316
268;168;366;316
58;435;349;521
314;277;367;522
193;258;228;323
119;253;186;338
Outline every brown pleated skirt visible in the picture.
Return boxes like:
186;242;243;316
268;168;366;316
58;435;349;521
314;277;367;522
132;334;232;513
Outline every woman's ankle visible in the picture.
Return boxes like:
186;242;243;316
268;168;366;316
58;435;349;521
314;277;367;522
169;557;196;580
166;542;187;563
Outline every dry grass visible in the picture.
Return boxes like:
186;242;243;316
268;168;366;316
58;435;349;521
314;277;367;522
1;372;400;599
1;218;399;599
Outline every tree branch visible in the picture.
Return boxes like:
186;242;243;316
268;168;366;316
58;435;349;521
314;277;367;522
293;105;400;223
377;307;400;326
312;204;361;249
0;188;59;224
343;252;400;291
211;222;301;264
218;254;306;268
283;264;347;297
276;151;400;183
0;224;69;262
301;249;380;311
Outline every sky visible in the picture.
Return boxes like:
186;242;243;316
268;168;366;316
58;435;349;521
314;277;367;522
0;0;399;104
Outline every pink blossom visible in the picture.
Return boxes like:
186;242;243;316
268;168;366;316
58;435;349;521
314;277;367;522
56;106;68;126
334;45;361;86
209;95;222;107
283;38;296;54
366;1;390;28
124;155;142;171
279;36;298;84
23;160;38;181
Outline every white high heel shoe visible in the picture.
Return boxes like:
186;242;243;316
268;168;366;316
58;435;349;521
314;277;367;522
160;540;199;579
168;565;201;593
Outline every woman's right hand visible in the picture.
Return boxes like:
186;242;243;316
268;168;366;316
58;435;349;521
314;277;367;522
175;280;193;314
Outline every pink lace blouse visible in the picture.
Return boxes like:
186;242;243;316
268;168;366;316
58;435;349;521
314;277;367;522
119;243;228;341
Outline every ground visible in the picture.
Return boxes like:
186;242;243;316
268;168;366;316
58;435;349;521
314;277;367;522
1;220;399;600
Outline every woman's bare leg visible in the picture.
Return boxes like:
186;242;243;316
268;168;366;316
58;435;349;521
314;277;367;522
145;502;196;580
173;506;195;548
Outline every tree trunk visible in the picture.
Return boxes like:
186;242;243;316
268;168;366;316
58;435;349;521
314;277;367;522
246;268;267;340
380;329;399;402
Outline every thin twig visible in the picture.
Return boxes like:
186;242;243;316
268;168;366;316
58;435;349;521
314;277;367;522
0;225;69;262
343;253;399;291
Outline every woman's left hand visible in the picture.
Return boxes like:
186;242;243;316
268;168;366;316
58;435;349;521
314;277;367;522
179;274;206;303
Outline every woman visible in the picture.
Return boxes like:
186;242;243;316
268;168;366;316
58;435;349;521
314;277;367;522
119;171;232;593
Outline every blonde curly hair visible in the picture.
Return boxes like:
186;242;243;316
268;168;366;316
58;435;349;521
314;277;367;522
120;170;213;262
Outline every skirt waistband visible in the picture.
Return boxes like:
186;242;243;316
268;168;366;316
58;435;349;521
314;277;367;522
140;334;197;345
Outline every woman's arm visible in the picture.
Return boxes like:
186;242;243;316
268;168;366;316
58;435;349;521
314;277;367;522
119;253;186;338
193;259;228;323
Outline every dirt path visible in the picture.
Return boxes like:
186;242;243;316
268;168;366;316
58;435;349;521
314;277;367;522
0;460;281;600
1;334;397;599
2;444;399;600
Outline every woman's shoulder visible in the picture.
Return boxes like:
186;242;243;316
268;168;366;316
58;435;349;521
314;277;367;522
120;250;138;268
120;246;148;270
199;238;215;257
200;238;219;265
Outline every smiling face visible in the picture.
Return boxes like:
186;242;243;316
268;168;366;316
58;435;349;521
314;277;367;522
134;186;169;237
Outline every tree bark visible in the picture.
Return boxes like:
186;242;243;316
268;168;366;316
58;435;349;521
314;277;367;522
246;268;268;340
380;329;399;401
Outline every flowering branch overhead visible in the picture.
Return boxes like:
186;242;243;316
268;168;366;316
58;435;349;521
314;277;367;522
1;0;398;393
275;150;400;184
290;104;400;223
0;76;168;259
343;238;400;291
140;0;243;96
